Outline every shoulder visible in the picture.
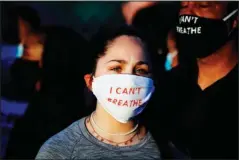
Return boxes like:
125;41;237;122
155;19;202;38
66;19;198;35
35;118;85;159
139;131;162;158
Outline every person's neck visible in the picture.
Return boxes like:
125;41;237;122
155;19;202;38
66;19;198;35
197;41;238;90
169;49;178;56
93;103;135;134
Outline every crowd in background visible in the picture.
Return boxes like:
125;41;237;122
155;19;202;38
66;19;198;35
0;1;238;159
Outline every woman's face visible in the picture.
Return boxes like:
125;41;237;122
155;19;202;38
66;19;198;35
95;35;152;78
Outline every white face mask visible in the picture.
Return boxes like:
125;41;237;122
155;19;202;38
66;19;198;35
92;74;155;123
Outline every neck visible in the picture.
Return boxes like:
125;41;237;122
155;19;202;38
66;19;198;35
169;47;177;53
93;102;135;134
197;41;238;90
169;49;178;56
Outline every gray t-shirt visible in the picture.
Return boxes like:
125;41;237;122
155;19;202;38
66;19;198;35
36;117;161;159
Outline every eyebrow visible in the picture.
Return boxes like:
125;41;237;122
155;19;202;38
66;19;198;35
136;61;149;66
106;59;149;66
106;59;127;64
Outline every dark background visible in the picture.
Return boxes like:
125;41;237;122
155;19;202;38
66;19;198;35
1;1;124;41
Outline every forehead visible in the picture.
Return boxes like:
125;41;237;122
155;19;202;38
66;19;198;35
25;34;42;44
181;1;227;7
101;35;148;62
180;1;228;18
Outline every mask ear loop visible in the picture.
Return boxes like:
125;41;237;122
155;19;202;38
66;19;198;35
223;9;238;21
223;9;238;36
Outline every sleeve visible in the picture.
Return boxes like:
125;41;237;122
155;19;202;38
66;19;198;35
35;134;72;159
35;124;79;159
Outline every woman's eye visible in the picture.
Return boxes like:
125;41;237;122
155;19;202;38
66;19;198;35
135;69;149;75
110;66;122;73
199;4;210;8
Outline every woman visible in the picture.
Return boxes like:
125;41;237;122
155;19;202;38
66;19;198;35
5;26;89;159
36;26;161;159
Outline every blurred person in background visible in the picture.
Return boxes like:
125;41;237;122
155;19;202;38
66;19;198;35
2;5;42;101
5;26;89;159
1;6;42;158
155;1;238;158
164;29;178;71
2;30;44;101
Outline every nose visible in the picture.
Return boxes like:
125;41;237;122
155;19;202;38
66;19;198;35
180;2;197;16
122;65;134;75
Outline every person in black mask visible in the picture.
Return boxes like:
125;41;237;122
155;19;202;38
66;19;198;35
176;2;238;64
152;1;238;159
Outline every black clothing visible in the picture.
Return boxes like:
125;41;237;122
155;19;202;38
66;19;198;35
153;64;238;158
2;59;41;101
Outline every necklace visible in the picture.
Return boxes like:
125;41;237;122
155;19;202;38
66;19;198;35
90;112;139;136
88;117;139;146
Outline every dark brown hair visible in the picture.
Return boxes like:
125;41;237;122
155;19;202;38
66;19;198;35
87;25;157;76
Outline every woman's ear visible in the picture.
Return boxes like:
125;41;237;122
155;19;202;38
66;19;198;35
84;74;93;91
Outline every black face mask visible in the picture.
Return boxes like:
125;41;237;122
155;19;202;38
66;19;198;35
176;9;238;59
